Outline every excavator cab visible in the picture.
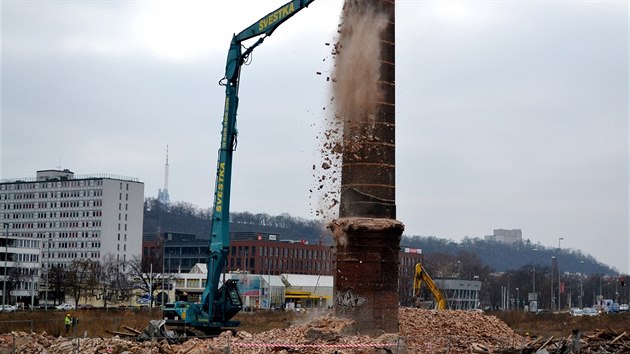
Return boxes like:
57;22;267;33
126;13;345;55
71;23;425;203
212;279;242;322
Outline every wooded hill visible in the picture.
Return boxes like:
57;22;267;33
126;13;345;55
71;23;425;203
143;198;618;275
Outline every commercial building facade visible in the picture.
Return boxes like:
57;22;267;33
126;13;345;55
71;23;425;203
143;232;424;304
0;169;144;304
434;278;482;310
0;228;41;304
227;239;334;276
142;232;334;275
155;264;333;310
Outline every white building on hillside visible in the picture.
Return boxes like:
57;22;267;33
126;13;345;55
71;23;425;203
484;229;523;245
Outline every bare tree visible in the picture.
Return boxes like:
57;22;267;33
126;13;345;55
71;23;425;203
65;259;99;307
93;254;132;307
93;255;114;307
5;261;27;304
48;265;67;305
128;255;175;307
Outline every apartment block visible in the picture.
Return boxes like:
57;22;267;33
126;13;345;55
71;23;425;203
0;169;145;273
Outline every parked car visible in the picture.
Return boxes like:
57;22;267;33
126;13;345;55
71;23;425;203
569;308;584;316
610;303;621;313
55;303;75;311
0;305;16;313
136;294;151;305
78;304;95;310
619;304;629;312
582;307;598;316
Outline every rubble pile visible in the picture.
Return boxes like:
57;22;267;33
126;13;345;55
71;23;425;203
0;332;176;354
0;309;530;353
176;316;396;354
399;308;525;352
520;328;630;353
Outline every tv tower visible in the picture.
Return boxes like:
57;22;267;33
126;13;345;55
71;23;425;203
158;145;170;204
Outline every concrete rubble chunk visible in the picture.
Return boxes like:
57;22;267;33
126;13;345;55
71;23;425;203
137;319;179;344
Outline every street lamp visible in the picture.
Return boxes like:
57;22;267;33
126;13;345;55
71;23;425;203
558;237;564;311
551;256;556;311
516;287;520;310
44;239;49;310
2;223;8;307
532;244;539;294
532;266;536;293
241;250;248;273
578;279;583;308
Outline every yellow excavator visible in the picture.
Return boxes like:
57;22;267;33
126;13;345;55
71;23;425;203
412;263;447;310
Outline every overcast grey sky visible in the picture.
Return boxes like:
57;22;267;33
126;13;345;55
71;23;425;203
1;1;628;273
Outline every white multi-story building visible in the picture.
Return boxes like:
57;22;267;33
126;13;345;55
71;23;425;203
0;169;144;297
0;226;41;304
484;229;523;245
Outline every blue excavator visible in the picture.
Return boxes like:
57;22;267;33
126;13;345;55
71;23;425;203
162;0;316;335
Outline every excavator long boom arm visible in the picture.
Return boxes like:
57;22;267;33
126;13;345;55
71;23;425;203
201;0;316;325
413;263;447;310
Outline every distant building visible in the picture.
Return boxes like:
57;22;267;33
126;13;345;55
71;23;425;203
434;278;482;310
162;265;333;310
143;232;334;275
0;229;41;304
164;232;207;273
399;247;424;306
0;169;145;267
228;239;333;276
0;169;144;304
142;232;424;303
484;229;523;245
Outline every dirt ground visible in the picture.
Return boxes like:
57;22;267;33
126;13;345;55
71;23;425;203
0;309;628;354
493;311;630;338
0;308;304;338
1;308;628;339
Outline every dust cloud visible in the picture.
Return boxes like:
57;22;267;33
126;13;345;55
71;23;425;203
310;1;389;224
333;1;389;125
